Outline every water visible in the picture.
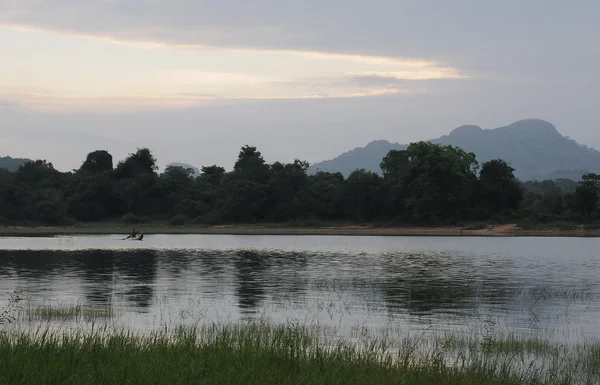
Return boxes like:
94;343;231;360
1;234;600;343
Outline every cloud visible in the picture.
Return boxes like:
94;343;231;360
0;92;218;113
0;25;468;112
343;75;409;88
7;0;596;114
2;0;598;62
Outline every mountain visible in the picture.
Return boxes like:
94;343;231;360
0;156;32;172
166;162;200;177
308;119;600;181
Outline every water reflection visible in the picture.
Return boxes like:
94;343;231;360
0;249;158;311
75;250;115;305
115;250;157;310
0;235;599;340
232;250;269;313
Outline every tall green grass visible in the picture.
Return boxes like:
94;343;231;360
3;286;600;384
0;324;519;385
22;304;115;322
0;322;598;385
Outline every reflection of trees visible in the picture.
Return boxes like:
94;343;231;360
378;252;522;317
75;250;115;306
196;250;228;278
0;249;158;311
382;277;477;316
115;250;158;311
158;250;192;279
232;250;270;313
0;251;12;277
230;249;310;313
379;252;478;316
268;251;309;301
2;250;68;280
0;246;543;323
0;250;70;299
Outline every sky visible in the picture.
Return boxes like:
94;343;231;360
1;0;599;171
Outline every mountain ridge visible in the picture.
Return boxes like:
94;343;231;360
0;156;32;172
308;119;600;181
166;162;200;177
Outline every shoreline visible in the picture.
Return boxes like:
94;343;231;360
0;223;598;237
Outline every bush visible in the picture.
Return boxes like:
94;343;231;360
35;200;66;225
281;218;327;228
515;219;539;229
551;221;580;230
170;215;187;226
516;220;579;230
120;214;151;225
194;212;224;226
58;217;77;226
463;222;490;230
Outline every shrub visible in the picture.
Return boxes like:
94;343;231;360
120;214;151;225
170;215;187;226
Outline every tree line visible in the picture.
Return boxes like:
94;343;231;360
0;142;598;227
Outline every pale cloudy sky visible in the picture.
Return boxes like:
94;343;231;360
1;0;599;171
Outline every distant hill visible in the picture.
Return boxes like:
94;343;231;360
166;162;200;177
0;156;32;172
308;119;600;181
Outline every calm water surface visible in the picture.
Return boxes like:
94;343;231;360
1;234;599;343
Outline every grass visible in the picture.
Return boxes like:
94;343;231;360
2;274;600;384
583;222;600;230
2;287;600;384
0;289;23;326
462;221;494;230
515;220;582;231
0;322;589;385
23;304;115;322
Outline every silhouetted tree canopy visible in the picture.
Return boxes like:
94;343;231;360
0;142;598;226
80;150;113;174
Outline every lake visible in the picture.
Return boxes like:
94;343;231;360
1;234;599;344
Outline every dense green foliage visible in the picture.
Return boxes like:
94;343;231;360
0;142;598;226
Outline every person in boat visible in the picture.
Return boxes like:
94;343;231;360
124;229;138;240
136;233;144;241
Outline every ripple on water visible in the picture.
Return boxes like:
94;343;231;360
0;234;600;344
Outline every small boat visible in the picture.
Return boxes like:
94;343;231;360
124;231;144;241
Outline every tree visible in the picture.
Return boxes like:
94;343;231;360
573;173;600;217
199;165;226;186
477;159;524;216
380;142;478;223
0;169;16;221
80;150;113;174
1;140;594;227
220;179;268;222
264;159;310;221
233;145;270;184
67;172;122;221
162;165;194;186
159;166;196;217
113;148;158;179
13;160;59;185
341;169;383;221
306;171;345;220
